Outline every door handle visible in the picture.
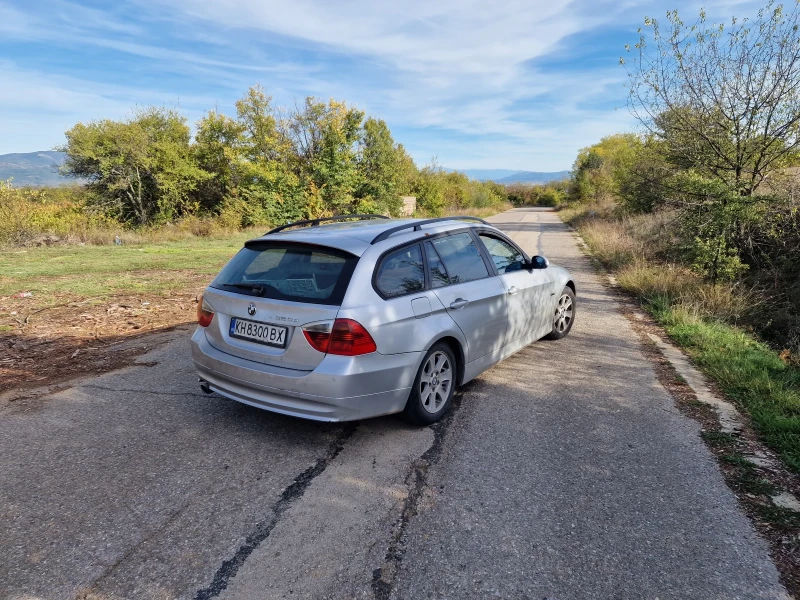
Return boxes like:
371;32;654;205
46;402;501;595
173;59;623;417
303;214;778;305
450;298;469;310
507;286;518;296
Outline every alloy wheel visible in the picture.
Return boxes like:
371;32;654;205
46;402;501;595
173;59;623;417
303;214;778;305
419;351;453;414
554;293;573;333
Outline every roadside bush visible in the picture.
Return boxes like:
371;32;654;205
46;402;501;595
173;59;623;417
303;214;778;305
506;181;569;207
537;188;565;207
0;181;120;247
413;167;508;217
570;134;643;204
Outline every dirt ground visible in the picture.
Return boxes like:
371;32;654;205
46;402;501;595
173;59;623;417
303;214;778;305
0;286;203;396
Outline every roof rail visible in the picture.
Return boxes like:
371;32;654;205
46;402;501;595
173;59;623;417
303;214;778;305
370;216;489;244
266;214;389;235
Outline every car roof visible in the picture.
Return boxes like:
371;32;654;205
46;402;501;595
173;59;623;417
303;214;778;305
248;218;497;256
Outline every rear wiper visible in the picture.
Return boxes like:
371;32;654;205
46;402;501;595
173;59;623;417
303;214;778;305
226;283;264;294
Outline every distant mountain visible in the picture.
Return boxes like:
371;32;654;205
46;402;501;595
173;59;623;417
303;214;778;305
446;167;570;184
494;170;570;184
448;168;520;181
0;151;69;187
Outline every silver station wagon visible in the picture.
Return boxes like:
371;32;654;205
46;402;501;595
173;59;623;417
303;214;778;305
192;215;575;424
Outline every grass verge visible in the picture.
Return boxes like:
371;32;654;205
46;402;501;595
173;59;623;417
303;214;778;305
650;299;800;473
0;232;256;309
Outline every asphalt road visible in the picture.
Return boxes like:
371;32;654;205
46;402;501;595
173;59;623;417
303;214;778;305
0;208;788;600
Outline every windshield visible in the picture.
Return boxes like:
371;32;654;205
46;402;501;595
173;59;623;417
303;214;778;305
210;242;359;305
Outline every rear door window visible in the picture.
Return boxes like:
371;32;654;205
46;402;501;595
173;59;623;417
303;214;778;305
429;233;490;284
424;241;450;288
210;243;358;305
376;244;425;297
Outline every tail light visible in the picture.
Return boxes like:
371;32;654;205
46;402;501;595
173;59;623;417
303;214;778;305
330;319;377;355
302;322;332;353
302;319;377;356
197;295;215;327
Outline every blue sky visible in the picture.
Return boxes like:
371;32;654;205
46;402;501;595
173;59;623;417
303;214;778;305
0;0;765;171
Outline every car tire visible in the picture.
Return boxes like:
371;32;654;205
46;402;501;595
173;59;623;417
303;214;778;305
544;286;576;340
403;342;457;425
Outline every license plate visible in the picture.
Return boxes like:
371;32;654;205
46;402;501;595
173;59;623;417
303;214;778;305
229;318;288;348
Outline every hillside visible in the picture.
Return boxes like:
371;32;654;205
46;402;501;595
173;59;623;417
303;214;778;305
0;151;68;187
452;168;570;184
494;170;570;184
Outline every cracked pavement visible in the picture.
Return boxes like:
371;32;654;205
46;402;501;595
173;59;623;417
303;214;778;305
0;208;789;600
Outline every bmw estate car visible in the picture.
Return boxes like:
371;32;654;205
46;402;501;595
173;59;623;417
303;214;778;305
191;215;575;424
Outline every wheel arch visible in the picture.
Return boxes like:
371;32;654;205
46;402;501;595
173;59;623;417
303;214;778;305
427;335;466;387
565;279;576;294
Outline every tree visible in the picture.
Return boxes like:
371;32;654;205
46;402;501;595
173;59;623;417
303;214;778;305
624;2;800;195
571;134;644;203
233;86;303;225
193;110;246;212
61;108;208;225
235;85;292;166
285;98;365;215
356;117;413;215
622;2;800;280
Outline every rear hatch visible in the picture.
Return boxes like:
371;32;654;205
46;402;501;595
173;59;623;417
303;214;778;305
201;240;359;371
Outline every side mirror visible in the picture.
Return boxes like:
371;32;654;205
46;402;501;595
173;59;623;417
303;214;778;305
529;255;549;269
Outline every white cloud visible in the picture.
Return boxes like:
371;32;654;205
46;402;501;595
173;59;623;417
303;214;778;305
1;0;772;167
153;0;589;73
0;62;220;153
136;0;632;168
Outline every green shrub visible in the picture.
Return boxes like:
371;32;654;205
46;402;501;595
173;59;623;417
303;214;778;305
0;181;120;246
506;181;569;207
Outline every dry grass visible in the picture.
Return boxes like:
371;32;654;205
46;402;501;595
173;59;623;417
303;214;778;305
616;261;695;298
91;216;265;246
580;220;646;268
558;197;617;224
617;262;758;323
568;201;759;325
0;182;263;248
10;217;262;248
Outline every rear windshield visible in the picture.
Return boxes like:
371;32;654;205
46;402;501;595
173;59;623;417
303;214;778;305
210;242;359;305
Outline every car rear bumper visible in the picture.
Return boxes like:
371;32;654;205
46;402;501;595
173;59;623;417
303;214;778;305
190;328;420;422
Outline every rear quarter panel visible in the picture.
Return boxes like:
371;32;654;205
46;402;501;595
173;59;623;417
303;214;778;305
339;247;467;356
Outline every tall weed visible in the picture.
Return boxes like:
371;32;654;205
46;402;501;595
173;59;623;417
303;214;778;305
0;182;118;246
